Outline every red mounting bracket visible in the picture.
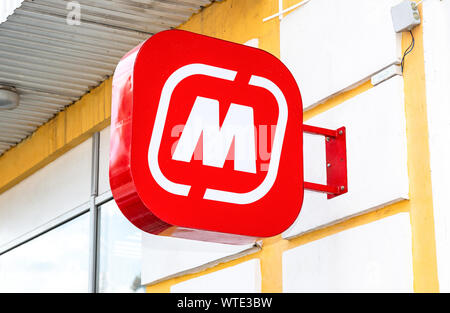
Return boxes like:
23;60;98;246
303;125;348;199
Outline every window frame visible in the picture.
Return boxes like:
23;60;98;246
0;132;113;293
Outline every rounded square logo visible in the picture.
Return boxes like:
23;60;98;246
110;30;304;239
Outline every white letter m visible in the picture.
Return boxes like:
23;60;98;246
172;96;257;173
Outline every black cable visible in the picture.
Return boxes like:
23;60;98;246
401;30;415;73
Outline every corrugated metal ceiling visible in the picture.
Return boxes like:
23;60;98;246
0;0;213;155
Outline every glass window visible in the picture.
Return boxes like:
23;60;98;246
0;213;89;293
0;138;92;248
98;126;111;195
99;200;144;293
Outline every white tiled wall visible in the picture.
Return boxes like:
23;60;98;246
283;213;413;292
170;259;261;293
284;76;409;238
281;0;402;109
141;234;259;285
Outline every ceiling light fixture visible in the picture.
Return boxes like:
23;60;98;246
0;86;19;110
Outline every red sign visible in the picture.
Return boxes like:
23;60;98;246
110;30;303;242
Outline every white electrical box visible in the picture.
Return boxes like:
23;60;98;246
391;0;421;33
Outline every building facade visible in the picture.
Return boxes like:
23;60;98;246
0;0;449;292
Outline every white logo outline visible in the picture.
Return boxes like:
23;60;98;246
147;63;288;204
